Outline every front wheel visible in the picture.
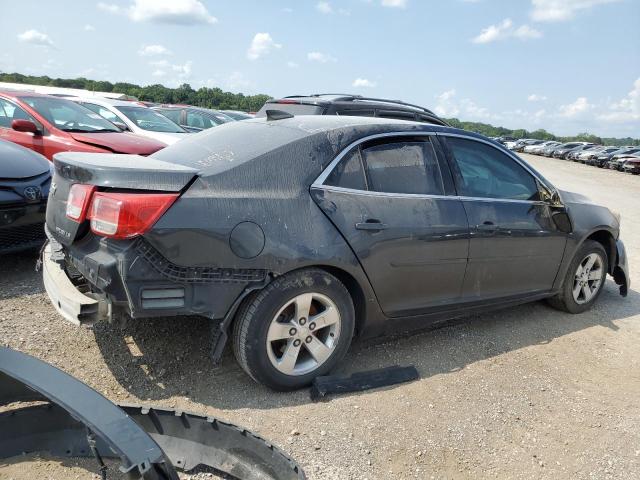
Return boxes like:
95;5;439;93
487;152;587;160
547;240;608;314
232;269;355;390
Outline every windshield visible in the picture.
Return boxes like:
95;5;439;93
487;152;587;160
117;106;186;133
22;96;120;133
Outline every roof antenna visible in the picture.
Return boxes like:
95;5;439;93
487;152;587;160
265;109;294;121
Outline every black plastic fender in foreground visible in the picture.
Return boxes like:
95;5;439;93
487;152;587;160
0;347;305;480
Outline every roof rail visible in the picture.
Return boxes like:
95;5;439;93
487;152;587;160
302;94;438;116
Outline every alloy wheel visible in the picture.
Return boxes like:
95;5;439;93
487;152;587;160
266;292;341;376
572;253;604;304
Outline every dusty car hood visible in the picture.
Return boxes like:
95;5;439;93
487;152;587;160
0;139;50;178
68;132;166;155
559;189;594;205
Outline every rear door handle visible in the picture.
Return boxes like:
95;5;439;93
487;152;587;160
355;220;388;231
476;221;498;232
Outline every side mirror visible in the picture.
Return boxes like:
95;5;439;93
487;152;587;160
12;119;40;135
112;121;129;131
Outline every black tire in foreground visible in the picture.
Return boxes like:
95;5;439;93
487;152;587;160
547;240;608;314
232;268;355;390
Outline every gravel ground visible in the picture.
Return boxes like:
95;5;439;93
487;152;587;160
1;154;639;480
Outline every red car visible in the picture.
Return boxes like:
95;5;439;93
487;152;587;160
0;90;166;160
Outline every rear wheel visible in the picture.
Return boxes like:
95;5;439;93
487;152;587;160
232;268;355;390
547;240;608;313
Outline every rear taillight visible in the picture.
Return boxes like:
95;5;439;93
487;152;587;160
88;192;178;239
66;184;95;222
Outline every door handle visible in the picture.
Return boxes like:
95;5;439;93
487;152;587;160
476;221;499;232
355;220;388;231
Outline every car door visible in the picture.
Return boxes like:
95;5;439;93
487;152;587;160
440;134;567;301
0;98;46;156
311;134;470;317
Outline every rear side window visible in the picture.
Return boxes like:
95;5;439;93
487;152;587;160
447;137;539;201
325;149;367;190
157;108;182;125
361;141;444;195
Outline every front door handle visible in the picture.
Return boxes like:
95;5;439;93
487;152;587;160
355;220;388;231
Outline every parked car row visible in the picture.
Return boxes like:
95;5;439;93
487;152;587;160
492;136;640;174
0;87;254;254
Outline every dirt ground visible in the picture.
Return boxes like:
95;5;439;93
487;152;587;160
1;153;639;480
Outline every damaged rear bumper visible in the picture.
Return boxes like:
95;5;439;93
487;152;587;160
42;230;267;324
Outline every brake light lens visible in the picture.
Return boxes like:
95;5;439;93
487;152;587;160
66;184;95;222
88;192;178;239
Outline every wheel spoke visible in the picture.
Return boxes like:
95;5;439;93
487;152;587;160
278;340;302;374
267;321;295;342
582;284;593;302
588;269;603;280
310;306;339;329
572;281;582;300
305;336;332;364
294;293;313;320
584;254;597;271
575;264;584;278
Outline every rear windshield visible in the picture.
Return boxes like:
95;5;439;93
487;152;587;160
256;102;325;117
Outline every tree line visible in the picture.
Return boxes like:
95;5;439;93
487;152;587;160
1;72;637;146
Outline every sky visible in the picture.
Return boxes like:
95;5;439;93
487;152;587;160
2;0;639;137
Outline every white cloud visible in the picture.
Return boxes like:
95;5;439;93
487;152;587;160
307;51;337;63
598;77;640;122
226;71;253;92
83;24;95;31
381;0;407;8
558;97;592;117
138;44;172;56
472;18;542;43
352;78;377;88
530;0;620;22
100;0;217;25
287;61;299;68
247;33;281;60
434;89;498;121
317;1;333;13
434;89;460;117
282;7;293;13
17;29;54;47
149;59;192;79
528;94;547;101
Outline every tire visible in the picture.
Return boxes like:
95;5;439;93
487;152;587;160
232;268;355;390
547;240;608;314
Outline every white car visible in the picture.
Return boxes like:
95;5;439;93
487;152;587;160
68;97;190;145
525;141;557;154
504;140;519;150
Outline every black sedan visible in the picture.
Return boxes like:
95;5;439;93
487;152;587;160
0;139;51;254
41;116;630;390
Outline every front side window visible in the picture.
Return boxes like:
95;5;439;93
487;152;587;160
155;108;182;125
117;106;185;133
361;141;444;195
186;111;218;129
447;137;539;201
22;96;119;132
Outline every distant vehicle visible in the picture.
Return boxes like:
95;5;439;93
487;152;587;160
608;151;640;171
495;136;516;145
256;94;449;126
567;144;601;161
580;146;619;164
526;141;560;155
589;147;632;167
622;155;640;174
514;139;544;152
153;106;235;132
0;139;50;254
0;91;166;160
68;97;190;145
552;142;592;159
504;139;521;150
221;110;254;121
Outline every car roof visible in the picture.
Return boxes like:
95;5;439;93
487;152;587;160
67;96;145;107
0;89;54;99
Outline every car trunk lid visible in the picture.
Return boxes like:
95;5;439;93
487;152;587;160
68;132;166;155
46;152;197;246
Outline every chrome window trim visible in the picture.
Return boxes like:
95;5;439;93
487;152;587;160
313;185;546;205
313;130;555;205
